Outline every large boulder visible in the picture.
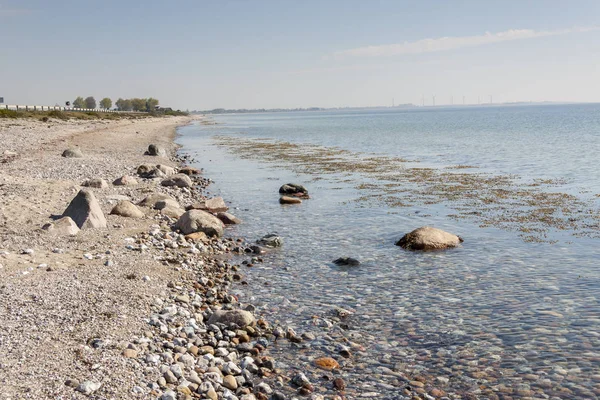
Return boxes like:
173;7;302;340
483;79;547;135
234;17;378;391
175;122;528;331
186;197;228;213
146;144;166;157
113;176;138;186
279;183;309;198
138;193;174;208
42;216;80;236
62;189;107;229
110;201;144;218
208;310;255;328
161;174;192;188
81;178;108;189
62;148;83;158
280;196;302;204
396;226;463;251
175;210;224;237
333;257;360;266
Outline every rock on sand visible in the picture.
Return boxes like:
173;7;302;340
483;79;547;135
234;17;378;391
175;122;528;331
62;189;107;229
110;201;144;218
62;148;83;158
175;210;224;237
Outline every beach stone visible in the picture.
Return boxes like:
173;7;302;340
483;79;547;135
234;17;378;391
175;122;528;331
42;216;80;236
279;196;302;204
161;206;185;219
62;189;107;229
76;380;101;395
314;357;340;370
136;164;155;175
333;257;360;266
110;201;144;218
257;233;282;248
208;309;255;328
223;375;238;390
333;378;345;391
155;198;180;210
62;148;83;158
81;178;108;189
138;193;174;208
185;231;209;242
205;197;228;212
217;212;241;225
147;144;166;156
156;164;176;176
396;226;463;251
179;166;201;175
279;183;309;198
123;348;138;358
175;210;224;237
112;175;138;186
162;174;193;188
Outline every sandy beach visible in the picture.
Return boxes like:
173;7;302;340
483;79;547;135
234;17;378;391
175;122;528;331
0;115;293;400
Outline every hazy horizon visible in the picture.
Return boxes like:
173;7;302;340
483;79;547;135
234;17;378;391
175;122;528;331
2;0;600;110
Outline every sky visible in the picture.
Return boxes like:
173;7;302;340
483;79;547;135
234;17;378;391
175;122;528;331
1;0;600;110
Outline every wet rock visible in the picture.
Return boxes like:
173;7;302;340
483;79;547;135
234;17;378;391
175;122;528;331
112;175;138;186
396;226;463;251
161;174;193;188
333;257;360;266
62;148;83;158
314;357;340;370
279;196;302;204
175;210;224;237
257;233;282;248
279;183;309;198
217;212;241;225
62;189;107;229
292;373;311;387
207;309;255;328
42;216;80;236
110;201;144;218
179;166;201;175
81;178;108;189
146;144;166;156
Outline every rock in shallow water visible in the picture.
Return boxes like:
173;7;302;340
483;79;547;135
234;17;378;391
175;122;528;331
333;257;360;266
208;309;255;328
279;196;302;204
396;226;463;251
279;183;309;198
257;233;282;248
175;210;224;237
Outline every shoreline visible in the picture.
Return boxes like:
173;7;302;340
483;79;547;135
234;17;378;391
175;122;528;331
0;116;311;399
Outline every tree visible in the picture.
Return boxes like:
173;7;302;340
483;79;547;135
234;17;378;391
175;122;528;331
73;96;85;108
131;98;146;112
84;96;96;109
99;97;112;110
115;98;132;111
146;97;159;111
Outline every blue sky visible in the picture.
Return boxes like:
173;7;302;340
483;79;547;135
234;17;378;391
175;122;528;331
2;0;600;109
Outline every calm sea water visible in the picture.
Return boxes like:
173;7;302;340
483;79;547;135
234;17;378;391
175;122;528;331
177;104;600;399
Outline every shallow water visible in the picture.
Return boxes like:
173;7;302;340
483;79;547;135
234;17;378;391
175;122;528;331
177;105;600;398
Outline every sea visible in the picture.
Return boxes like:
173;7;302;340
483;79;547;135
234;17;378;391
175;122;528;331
177;104;600;399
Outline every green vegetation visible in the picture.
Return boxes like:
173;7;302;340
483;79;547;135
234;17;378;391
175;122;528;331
73;96;85;108
99;97;112;110
0;109;150;120
116;97;162;112
84;96;96;109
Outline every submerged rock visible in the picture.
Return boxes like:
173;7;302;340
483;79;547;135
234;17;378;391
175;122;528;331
175;210;224;237
396;226;463;251
333;257;360;266
279;196;302;204
257;233;283;248
279;183;309;198
62;189;107;229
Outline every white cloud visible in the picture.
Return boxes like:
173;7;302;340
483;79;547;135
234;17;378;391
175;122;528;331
333;26;600;59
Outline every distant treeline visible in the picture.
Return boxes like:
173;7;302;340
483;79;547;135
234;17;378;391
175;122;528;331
71;96;161;112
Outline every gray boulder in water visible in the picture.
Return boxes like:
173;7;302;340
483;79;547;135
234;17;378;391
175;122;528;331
396;226;463;251
333;257;360;266
279;183;309;198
